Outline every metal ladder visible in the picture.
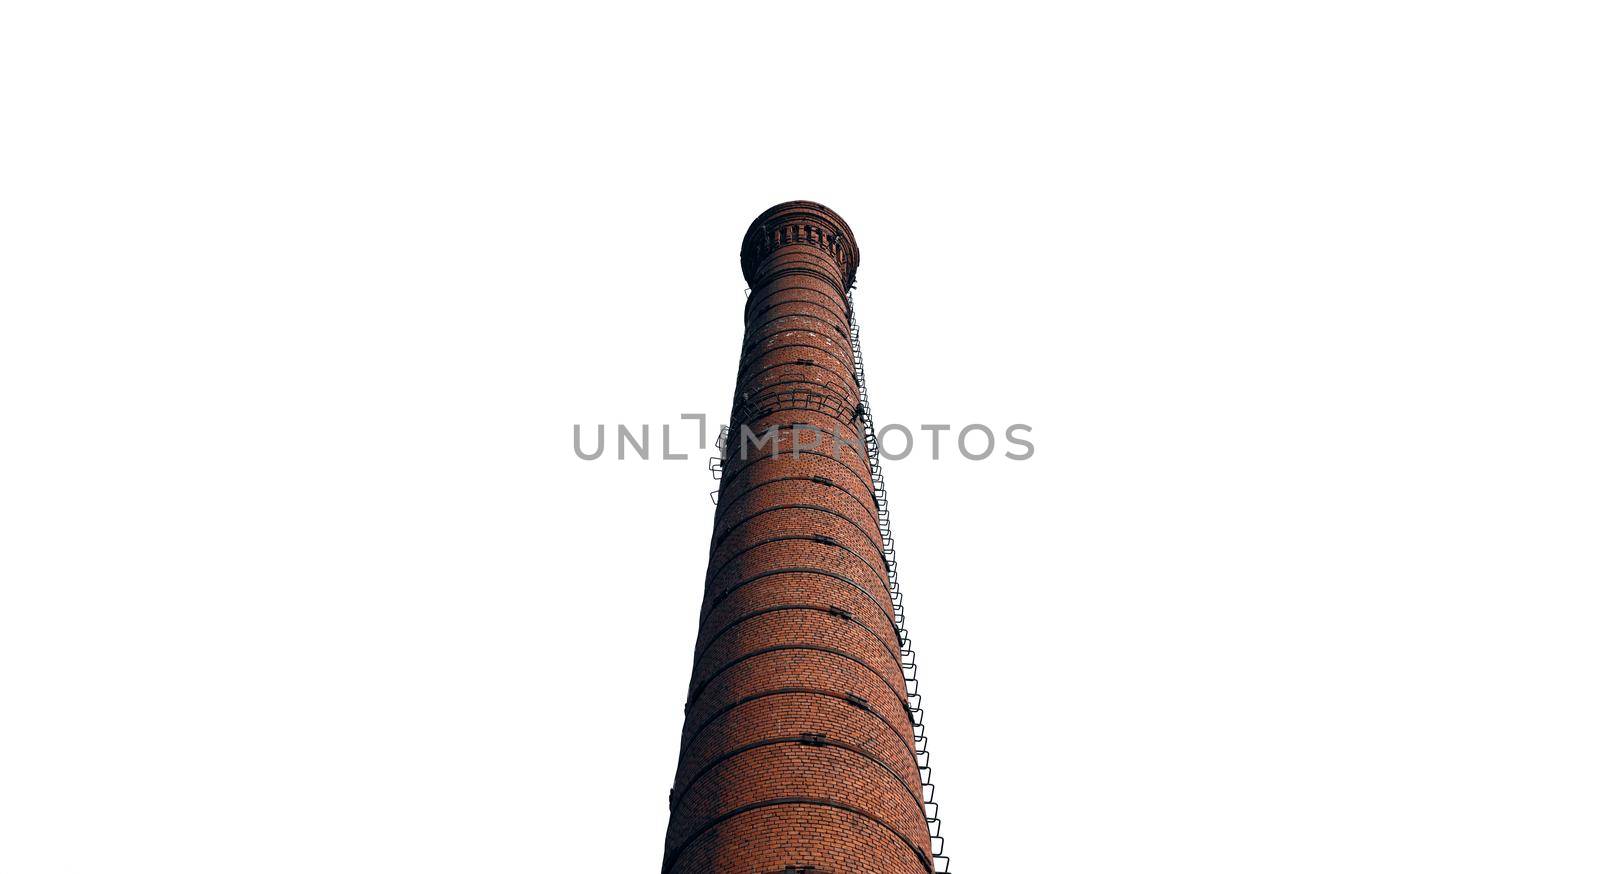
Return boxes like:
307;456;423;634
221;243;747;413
847;284;952;874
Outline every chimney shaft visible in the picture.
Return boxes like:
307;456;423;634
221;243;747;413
662;202;935;874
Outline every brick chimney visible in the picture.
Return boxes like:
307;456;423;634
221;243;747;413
662;202;943;874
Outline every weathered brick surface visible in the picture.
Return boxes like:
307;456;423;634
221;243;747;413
719;421;875;489
668;806;928;874
663;202;932;874
673;692;922;794
696;572;901;672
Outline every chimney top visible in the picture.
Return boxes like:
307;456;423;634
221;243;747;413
740;200;860;291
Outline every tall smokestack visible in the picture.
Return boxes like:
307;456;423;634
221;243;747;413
662;202;947;873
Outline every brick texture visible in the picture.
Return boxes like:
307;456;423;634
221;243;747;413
662;202;933;874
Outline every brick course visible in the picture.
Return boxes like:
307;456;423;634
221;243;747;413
663;202;932;873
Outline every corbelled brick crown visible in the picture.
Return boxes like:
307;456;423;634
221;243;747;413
740;200;861;293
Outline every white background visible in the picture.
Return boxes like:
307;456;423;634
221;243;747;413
3;2;1597;872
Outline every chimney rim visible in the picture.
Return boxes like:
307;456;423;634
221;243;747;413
740;200;860;289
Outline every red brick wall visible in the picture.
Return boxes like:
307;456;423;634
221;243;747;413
662;203;933;874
